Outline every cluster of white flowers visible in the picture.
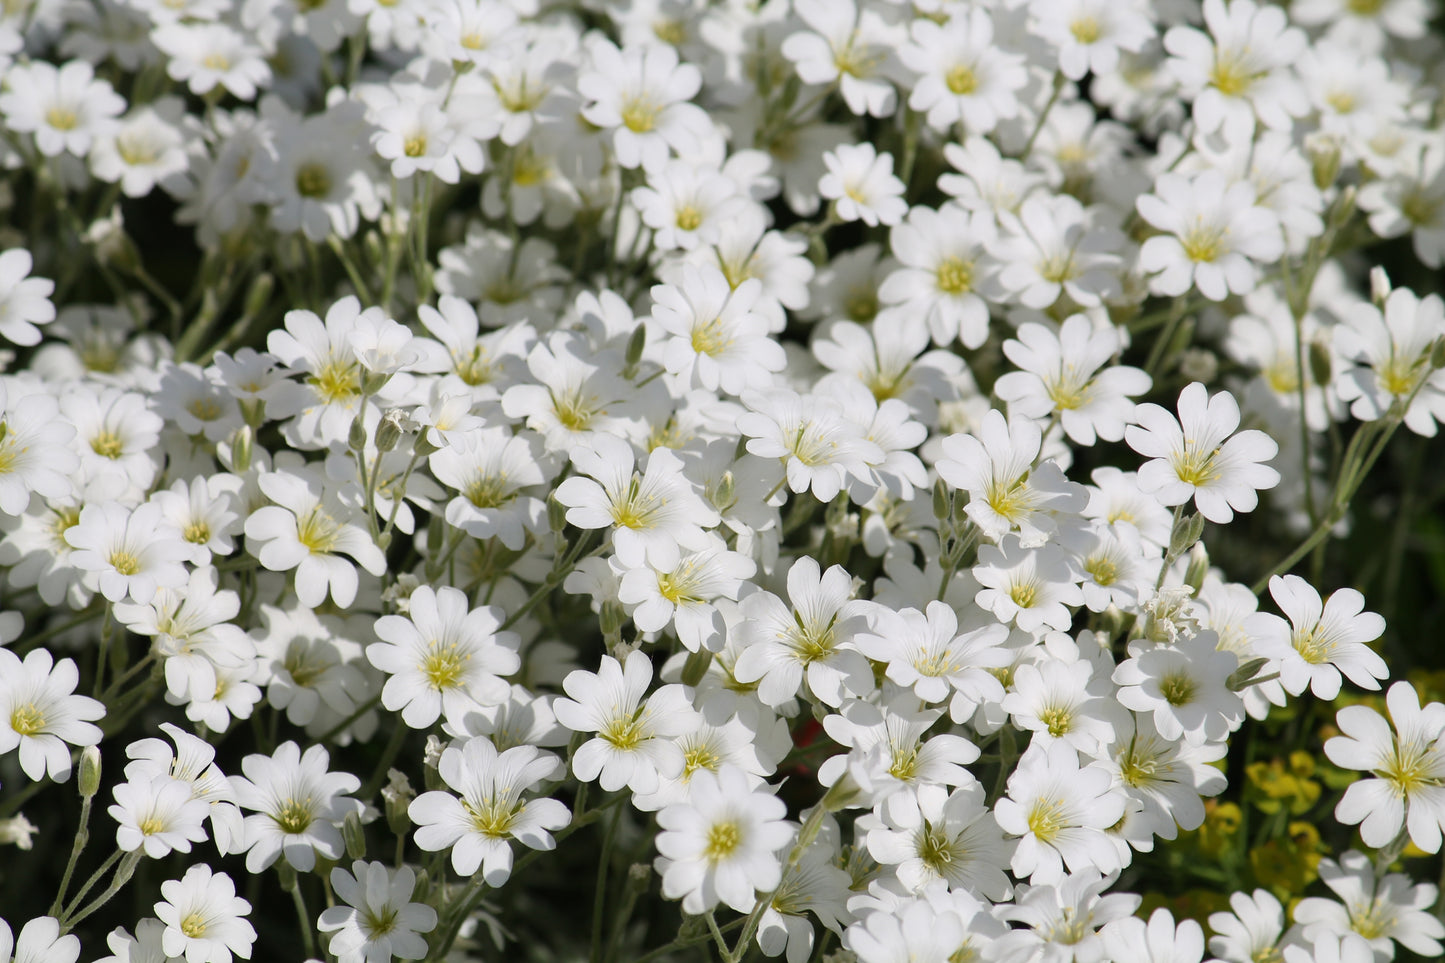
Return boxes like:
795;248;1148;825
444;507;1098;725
4;0;1445;961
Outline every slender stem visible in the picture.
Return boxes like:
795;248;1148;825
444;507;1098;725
49;795;95;916
290;877;319;960
59;851;141;933
59;849;123;923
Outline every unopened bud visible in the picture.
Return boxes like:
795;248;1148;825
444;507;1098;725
239;398;266;430
625;323;647;370
711;471;735;512
1308;135;1342;191
932;478;950;521
1329;184;1357;232
361;370;391;395
1371;266;1392;307
599;599;627;636
547;491;569;533
348;413;368;453
382;769;414;837
230;425;254;473
1227;657;1274;691
413;428;442;458
375;409;406;452
1432;337;1445;371
1169;512;1206;558
342;811;366;860
1184;541;1209;594
680;648;712;687
78;746;102;799
1178;348;1218;384
1308;339;1333;387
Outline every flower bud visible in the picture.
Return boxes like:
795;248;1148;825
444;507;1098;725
375;409;406;453
1227;657;1274;691
931;478;950;521
229;425;254;473
1308;339;1333;387
1178;348;1218;384
1371;266;1392;307
361;370;392;395
78;746;102;799
382;769;414;837
709;471;735;512
625;323;647;371
348;413;368;453
599;599;626;636
1307;134;1342;191
1169;511;1206;559
1432;337;1445;371
547;491;569;533
342;811;367;860
1184;541;1209;594
680;648;712;687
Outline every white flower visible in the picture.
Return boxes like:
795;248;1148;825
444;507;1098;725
553;651;698;794
1100;907;1205;963
0;647;105;782
994;316;1151;446
990;193;1124;310
972;538;1084;635
731;556;875;709
1163;0;1308;143
649;267;785;396
553;434;719;569
654;765;793;915
1126;382;1281;524
578;38;709;170
937;409;1088;548
865;782;1013;899
1003;656;1124;755
1208;889;1291;963
1114;632;1244;745
738;388;884;503
409;737;569;884
243;468;387;609
0;918;78;963
152;23;271;100
369;586;520;729
782;0;901;118
110;774;212;858
904;9;1026;133
0;60;126;157
819;144;907;228
155;865;256;963
428;426;547;550
1293;850;1445;961
318;861;437;963
0;380;77;511
228;741;364;873
1325;681;1445;852
1136;170;1284;301
854;600;1009;720
1334;287;1445;438
0;250;57;346
994;740;1127;884
616;535;756;653
877;204;997;349
1249;575;1389;700
1031;0;1154;81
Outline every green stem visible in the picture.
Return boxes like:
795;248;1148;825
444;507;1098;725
49;795;95;916
290;876;319;960
589;802;623;963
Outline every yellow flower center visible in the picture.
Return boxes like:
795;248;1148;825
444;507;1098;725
945;63;979;96
403;134;427;158
464;798;519;837
1181;222;1227;263
621;97;659;133
46;106;77;130
180;913;208;939
202;52;230;71
465;473;513;509
1173;442;1221;486
273;798;313;835
1039;706;1073;738
184;521;212;545
1070;17;1101;44
109;550;141;576
1009;582;1038;609
674;205;702;232
296;505;340;554
309;355;359;403
90;430;125;459
1159;672;1197;707
295;162;332;199
1085;554;1118;586
704;820;741;860
690;317;731;356
1210;51;1261;97
421;641;468;690
1026;796;1067;842
935;256;974;295
682;744;721;776
10;703;44;736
